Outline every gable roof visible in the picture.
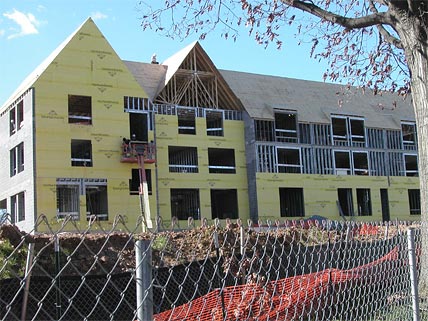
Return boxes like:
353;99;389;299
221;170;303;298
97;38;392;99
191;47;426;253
220;69;414;130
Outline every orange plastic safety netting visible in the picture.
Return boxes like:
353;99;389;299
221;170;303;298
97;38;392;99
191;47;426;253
154;246;400;321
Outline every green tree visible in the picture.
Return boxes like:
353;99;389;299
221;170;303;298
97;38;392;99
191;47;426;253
140;0;427;291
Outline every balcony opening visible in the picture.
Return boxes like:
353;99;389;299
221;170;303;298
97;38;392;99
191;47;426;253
168;146;198;173
356;188;372;216
71;140;92;167
404;154;418;176
56;185;80;220
337;188;353;217
129;168;152;195
208;148;236;174
332;116;347;145
171;189;200;220
279;188;305;217
277;148;301;173
68;95;92;125
177;107;196;134
275;112;297;142
211;189;238;219
353;152;369;175
408;189;421;215
206;110;223;136
349;118;365;146
129;112;149;142
334;151;351;175
86;184;108;221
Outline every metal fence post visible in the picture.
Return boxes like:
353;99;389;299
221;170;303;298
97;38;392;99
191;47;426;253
407;228;421;321
135;240;153;321
21;242;35;321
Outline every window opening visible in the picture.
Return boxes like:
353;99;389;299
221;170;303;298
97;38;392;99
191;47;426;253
279;188;305;217
349;117;365;146
211;189;238;219
170;189;200;220
401;122;417;150
68;95;92;125
206;110;223;136
337;188;353;216
168;146;198;173
404;154;418;176
334;150;351;175
356;188;372;216
177;107;196;134
408;189;421;215
129;112;149;142
71;140;92;167
56;185;80;220
353;151;369;175
130;169;152;195
86;184;108;221
331;115;365;146
10;143;24;176
208;148;236;174
11;192;25;222
0;199;7;224
275;112;298;142
276;148;301;173
9;101;23;136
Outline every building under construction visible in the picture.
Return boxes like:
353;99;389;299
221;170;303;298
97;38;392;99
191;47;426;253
0;18;419;232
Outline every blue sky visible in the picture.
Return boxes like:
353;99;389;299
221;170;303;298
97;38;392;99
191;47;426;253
0;0;330;106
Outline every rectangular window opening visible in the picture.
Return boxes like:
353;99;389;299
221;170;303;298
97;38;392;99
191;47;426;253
334;151;351;175
402;122;417;150
56;185;80;220
338;188;353;217
71;140;92;167
275;112;298;142
168;146;198;173
353;151;369;175
356;188;372;216
277;148;301;173
206;110;223;136
279;188;305;217
404;154;418;176
11;192;25;222
129;112;149;142
408;189;421;215
86;184;108;221
10;143;24;177
208;148;236;174
170;189;200;220
68;94;92;125
177;107;196;135
0;199;7;224
211;189;238;219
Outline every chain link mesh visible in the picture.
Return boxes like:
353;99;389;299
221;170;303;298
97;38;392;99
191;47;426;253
0;215;424;320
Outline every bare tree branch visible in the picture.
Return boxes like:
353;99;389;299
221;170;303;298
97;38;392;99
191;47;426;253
368;0;403;49
283;0;393;29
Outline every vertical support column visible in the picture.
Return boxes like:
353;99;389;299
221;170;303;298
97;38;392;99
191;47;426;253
135;240;153;321
407;228;420;321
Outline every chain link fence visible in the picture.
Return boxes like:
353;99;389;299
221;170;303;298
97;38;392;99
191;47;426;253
0;215;425;320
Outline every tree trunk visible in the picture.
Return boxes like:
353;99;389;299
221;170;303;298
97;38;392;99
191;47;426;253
399;16;428;294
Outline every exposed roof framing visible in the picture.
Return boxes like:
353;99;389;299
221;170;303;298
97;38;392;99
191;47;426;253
154;42;243;111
